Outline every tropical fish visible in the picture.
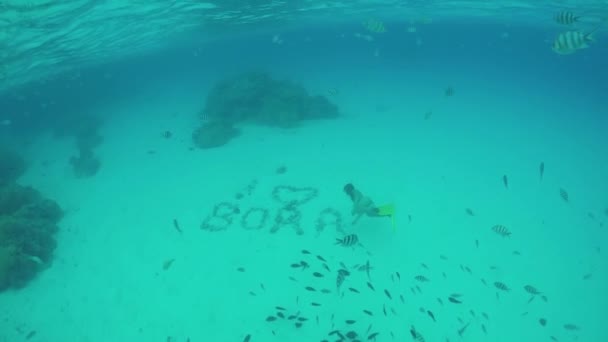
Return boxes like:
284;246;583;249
563;323;580;331
363;18;387;33
524;285;541;295
336;234;359;247
409;325;425;342
414;275;429;282
554;11;580;25
552;31;594;54
559;188;569;202
494;281;510;292
492;224;511;237
444;86;454;97
384;289;392;300
336;269;350;290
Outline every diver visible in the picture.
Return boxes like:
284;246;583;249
343;183;395;229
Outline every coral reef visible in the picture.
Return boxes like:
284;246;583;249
70;149;101;178
202;72;339;127
0;183;62;291
192;121;240;149
0;146;27;185
192;72;339;148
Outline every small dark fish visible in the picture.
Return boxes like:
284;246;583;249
539;162;544;181
346;331;358;339
559;188;569;202
275;306;286;311
482;312;489;320
583;273;592;280
162;258;175;270
420;263;429;270
345;319;356;325
481;324;487;334
503;175;508;189
316;255;327;262
494;281;510;292
491;224;511;237
305;286;316;292
290;263;301;268
414;275;429;282
25;331;36;340
437;297;443;305
336;234;359;247
475;239;479;248
348;287;360;294
448;297;462;304
321;288;332;294
458;322;470;337
382;304;387;316
248;291;256;296
363;309;373;316
322;263;330;272
277;312;285;319
367;282;375;291
400;294;405;304
424;111;432;120
384;289;392;300
311;302;321;307
427;310;436;322
395;271;401;280
301;249;311;255
300;261;309;269
539;318;547;326
172;219;182;233
368;332;379;340
410;325;425;342
444;86;454;97
465;208;475;216
266;316;277;322
288;276;297;282
294;322;302;328
439;254;448;260
236;267;245;272
313;272;324;278
243;334;251;342
297;317;308;322
563;323;580;331
524;285;541;295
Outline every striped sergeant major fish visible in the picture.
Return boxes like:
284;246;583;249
554;11;580;25
552;30;594;54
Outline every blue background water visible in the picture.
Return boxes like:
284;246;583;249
1;11;607;342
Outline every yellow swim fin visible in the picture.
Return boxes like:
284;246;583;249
376;203;396;231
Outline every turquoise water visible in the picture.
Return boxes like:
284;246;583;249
1;1;607;342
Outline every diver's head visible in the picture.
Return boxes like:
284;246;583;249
343;183;356;200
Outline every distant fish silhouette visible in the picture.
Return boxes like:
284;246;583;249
502;175;509;189
559;188;569;202
539;162;544;181
444;86;454;97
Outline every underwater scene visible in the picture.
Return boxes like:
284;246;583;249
1;0;608;341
